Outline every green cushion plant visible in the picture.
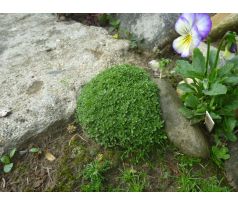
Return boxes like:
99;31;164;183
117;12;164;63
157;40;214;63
76;64;166;160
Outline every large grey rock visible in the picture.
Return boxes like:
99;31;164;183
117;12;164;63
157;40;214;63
117;14;179;51
0;14;142;151
155;79;209;158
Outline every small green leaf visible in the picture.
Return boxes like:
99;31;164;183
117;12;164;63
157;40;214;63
3;163;13;173
224;76;238;85
179;107;194;119
9;148;17;159
0;155;10;164
184;94;199;109
177;83;195;93
29;147;41;153
225;132;237;142
210;112;221;120
192;48;206;75
212;146;230;160
224;117;236;132
175;60;193;77
203;82;227;96
176;60;205;79
190;116;204;124
218;63;234;77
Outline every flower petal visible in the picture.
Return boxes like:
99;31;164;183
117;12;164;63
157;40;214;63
173;26;202;58
181;13;196;27
175;15;192;35
195;13;212;39
191;25;202;48
173;35;191;57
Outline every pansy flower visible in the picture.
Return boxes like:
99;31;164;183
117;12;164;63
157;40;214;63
173;13;212;57
224;42;237;60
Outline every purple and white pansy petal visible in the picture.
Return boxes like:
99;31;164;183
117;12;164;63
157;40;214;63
195;13;212;39
181;13;196;27
173;24;202;57
175;16;192;35
190;25;202;48
173;36;191;57
173;13;211;57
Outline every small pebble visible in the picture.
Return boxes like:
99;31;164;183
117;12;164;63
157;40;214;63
0;108;11;118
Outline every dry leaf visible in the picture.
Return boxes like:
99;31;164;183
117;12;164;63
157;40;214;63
45;151;56;161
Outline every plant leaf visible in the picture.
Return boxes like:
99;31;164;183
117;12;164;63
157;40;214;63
209;49;217;69
177;83;195;93
175;60;193;77
212;146;230;160
3;163;13;173
225;132;237;142
0;155;10;164
184;94;199;109
179;107;194;119
9;148;16;159
224;117;237;132
175;60;205;79
224;76;238;85
192;48;206;75
29;147;41;153
210;112;222;120
218;63;234;77
203;82;227;96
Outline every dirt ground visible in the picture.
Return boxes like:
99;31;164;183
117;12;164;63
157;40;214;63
0;121;231;192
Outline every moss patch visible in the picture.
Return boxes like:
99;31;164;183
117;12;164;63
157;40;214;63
76;64;166;161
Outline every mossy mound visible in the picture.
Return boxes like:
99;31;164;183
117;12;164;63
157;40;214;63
76;64;166;159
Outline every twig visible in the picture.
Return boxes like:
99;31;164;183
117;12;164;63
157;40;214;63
43;166;52;182
1;178;6;189
78;134;88;142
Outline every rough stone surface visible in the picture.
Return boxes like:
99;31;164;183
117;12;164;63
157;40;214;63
210;13;238;41
116;13;179;51
0;14;143;151
225;142;238;191
155;79;209;158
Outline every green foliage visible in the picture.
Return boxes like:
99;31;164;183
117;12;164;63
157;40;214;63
175;44;238;165
211;145;230;167
159;58;172;70
126;32;144;50
101;14;120;33
97;14;110;27
178;174;231;192
177;154;231;192
0;148;16;173
81;156;111;192
76;64;166;161
118;168;148;192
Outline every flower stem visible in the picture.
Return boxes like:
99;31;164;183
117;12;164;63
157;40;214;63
213;35;226;69
205;38;211;76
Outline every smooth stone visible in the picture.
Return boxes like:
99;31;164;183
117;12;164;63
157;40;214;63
210;13;238;41
155;78;209;158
